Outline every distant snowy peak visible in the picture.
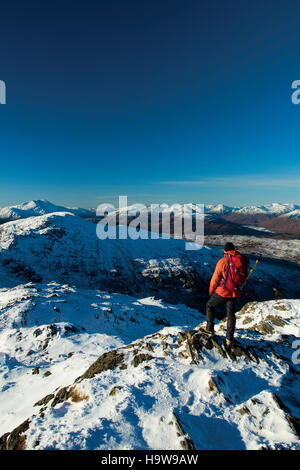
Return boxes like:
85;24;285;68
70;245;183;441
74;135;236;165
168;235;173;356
205;204;233;214
206;203;300;216
280;209;300;219
233;203;298;215
0;200;94;220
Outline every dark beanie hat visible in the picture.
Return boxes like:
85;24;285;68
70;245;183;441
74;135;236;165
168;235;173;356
224;242;235;252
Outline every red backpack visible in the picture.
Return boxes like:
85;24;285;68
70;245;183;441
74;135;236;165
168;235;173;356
222;253;249;295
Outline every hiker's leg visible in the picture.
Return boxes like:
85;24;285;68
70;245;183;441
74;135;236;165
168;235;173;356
206;293;226;331
226;299;236;341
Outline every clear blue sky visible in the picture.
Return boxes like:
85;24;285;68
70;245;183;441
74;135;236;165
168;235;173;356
0;0;300;208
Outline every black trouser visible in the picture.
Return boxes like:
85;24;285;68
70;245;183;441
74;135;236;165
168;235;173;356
206;292;236;341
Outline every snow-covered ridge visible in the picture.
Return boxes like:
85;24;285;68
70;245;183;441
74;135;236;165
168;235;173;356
0;199;93;220
0;283;299;450
204;234;300;265
99;202;300;217
0;208;299;450
1;212;300;304
206;203;300;216
0;282;201;439
1;200;300;221
0;212;215;309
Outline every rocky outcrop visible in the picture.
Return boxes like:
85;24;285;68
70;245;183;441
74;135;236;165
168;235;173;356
1;304;299;450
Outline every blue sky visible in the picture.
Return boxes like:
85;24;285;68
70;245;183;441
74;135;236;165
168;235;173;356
0;0;300;208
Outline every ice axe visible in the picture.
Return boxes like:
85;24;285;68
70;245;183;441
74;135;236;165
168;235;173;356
240;254;262;293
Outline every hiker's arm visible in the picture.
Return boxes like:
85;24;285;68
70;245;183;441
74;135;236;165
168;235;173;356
209;260;223;294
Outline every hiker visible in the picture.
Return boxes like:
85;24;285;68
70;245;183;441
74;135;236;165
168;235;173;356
200;242;249;349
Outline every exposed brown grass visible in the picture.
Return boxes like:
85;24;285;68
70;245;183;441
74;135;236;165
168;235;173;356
67;385;89;403
16;435;26;450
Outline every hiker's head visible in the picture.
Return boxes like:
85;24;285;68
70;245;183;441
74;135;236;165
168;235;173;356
224;242;235;253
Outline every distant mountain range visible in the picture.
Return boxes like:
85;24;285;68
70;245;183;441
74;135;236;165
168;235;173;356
205;203;300;218
1;200;300;240
0;200;300;220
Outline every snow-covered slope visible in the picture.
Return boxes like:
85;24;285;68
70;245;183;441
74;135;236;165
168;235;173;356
242;225;274;233
0;212;299;305
206;203;300;216
0;209;299;451
280;209;300;220
0;200;93;220
0;212;208;303
204;234;300;265
0;282;201;439
0;285;299;450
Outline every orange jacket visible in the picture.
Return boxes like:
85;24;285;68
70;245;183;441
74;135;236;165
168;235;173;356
209;250;241;298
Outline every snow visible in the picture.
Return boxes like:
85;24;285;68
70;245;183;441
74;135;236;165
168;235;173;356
281;209;300;220
0;209;299;450
204;234;300;265
1;212;299;300
205;202;300;216
232;203;299;215
0;281;299;450
0;282;201;437
242;225;274;233
0;200;93;220
1;200;300;222
0;211;210;293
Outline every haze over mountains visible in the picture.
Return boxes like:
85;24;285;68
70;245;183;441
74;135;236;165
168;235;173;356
1;200;300;220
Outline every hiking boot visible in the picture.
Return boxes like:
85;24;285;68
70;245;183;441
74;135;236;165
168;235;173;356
223;339;234;350
197;325;215;336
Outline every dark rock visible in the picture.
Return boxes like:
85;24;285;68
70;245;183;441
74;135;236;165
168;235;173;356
265;315;287;327
0;433;10;451
272;394;290;413
47;324;58;337
76;350;125;381
32;367;40;375
238;406;251;415
42;339;50;350
132;353;153;368
16;332;22;341
169;412;195;450
34;394;55;407
208;377;221;394
273;288;284;300
230;344;252;362
33;328;42;337
51;387;70;408
153;317;171;327
250;321;274;335
64;325;78;336
0;419;30;450
286;414;300;439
